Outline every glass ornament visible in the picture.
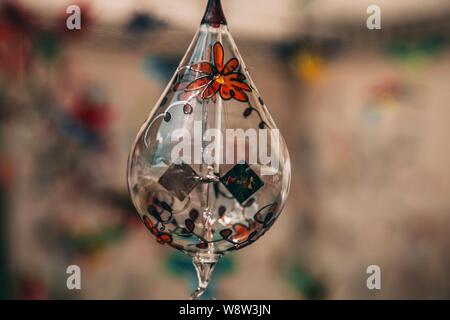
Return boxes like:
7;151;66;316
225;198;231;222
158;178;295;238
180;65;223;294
127;0;291;299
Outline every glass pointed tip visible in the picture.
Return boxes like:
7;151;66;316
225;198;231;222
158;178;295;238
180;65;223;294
201;0;227;27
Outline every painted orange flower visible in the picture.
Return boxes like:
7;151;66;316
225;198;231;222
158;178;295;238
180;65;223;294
174;79;217;103
143;215;173;245
231;222;258;243
185;42;252;102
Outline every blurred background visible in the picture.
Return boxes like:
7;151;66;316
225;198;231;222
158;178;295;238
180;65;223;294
1;0;450;299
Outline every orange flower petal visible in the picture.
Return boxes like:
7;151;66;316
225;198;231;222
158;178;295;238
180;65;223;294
202;81;220;99
232;81;251;92
213;42;224;72
186;76;212;91
231;89;249;102
224;74;251;91
143;216;154;229
220;84;249;102
143;216;159;236
232;223;251;242
219;84;232;100
222;58;239;75
190;61;214;74
234;224;249;235
158;233;172;244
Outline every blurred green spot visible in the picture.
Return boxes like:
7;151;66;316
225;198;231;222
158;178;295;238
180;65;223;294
64;225;126;255
35;32;62;64
385;36;447;62
286;265;324;300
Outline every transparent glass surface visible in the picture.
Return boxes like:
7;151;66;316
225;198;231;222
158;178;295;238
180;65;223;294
127;0;291;299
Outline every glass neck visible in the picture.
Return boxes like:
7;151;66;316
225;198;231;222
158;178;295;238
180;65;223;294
201;0;227;27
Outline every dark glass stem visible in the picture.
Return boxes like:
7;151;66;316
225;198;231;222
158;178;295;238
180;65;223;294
201;0;227;27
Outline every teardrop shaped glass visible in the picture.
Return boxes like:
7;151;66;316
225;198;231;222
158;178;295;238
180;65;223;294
127;0;291;298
